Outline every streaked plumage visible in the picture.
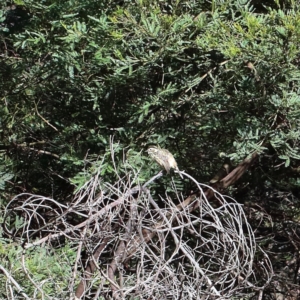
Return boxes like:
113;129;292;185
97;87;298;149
147;146;183;178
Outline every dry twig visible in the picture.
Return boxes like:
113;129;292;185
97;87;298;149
3;151;272;299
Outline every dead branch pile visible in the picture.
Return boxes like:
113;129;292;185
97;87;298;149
3;163;272;299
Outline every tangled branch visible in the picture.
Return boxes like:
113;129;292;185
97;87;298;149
3;154;272;299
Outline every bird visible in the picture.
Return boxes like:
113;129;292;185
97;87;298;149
147;146;183;179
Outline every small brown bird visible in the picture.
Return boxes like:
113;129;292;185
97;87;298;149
147;146;183;178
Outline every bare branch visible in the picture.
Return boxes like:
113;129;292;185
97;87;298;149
3;152;272;299
0;264;30;300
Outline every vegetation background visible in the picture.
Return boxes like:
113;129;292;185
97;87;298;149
1;0;300;298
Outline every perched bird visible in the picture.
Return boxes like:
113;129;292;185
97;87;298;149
147;146;183;179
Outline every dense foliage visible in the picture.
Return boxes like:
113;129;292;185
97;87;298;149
1;0;300;298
